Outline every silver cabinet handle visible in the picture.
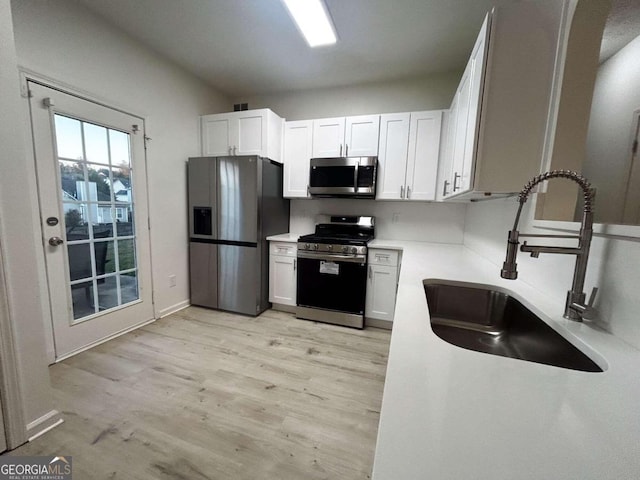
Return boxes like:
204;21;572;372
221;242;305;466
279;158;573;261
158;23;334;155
339;144;343;156
407;186;411;199
228;146;232;155
294;259;297;271
400;185;404;199
233;145;237;155
48;236;64;246
453;172;461;191
442;180;450;196
368;265;372;279
345;144;349;156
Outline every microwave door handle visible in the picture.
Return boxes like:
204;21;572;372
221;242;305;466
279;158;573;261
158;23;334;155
353;161;359;193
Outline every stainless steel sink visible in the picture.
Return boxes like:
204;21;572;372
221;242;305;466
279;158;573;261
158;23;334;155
424;280;603;372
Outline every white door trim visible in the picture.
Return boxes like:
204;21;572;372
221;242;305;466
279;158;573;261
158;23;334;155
0;222;28;449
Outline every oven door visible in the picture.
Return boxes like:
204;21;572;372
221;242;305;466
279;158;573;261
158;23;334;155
296;252;367;327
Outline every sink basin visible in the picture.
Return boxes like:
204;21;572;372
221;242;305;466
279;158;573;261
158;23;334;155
424;280;603;372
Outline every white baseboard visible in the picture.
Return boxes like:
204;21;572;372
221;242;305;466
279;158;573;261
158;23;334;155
55;317;156;362
159;300;190;318
365;317;393;330
271;303;296;314
26;410;62;441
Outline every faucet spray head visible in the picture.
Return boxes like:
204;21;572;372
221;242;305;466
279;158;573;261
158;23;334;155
500;230;520;280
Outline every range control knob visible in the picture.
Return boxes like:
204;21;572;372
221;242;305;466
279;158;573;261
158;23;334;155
327;244;333;251
351;247;358;254
342;245;349;253
312;244;318;251
305;243;310;250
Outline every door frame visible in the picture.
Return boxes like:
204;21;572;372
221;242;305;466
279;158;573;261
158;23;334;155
20;70;157;363
0;222;27;449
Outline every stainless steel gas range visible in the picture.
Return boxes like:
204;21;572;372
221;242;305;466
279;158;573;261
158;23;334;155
296;216;374;329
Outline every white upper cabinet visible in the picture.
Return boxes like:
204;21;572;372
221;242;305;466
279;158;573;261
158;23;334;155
344;115;380;157
443;16;486;199
312;115;379;158
201;108;284;163
406;111;443;200
442;2;570;200
377;113;410;199
377;111;443;201
312;117;345;157
283;120;313;198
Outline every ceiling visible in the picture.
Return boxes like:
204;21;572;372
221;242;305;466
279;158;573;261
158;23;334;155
77;0;640;98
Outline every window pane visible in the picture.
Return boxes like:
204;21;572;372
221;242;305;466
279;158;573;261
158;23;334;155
84;123;109;165
115;206;134;237
119;271;139;305
86;164;112;202
71;281;95;320
64;203;90;241
109;129;130;168
68;243;92;281
95;240;114;275
97;276;119;311
112;167;132;202
59;160;85;200
117;239;136;271
54;115;83;160
92;217;114;240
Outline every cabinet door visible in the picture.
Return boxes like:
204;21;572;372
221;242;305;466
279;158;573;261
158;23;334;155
202;115;232;156
235;111;266;156
312;117;346;157
460;15;489;193
438;106;457;200
450;63;473;196
269;255;296;306
345;115;380;157
376;113;410;200
283;120;313;198
365;264;398;322
405;111;443;201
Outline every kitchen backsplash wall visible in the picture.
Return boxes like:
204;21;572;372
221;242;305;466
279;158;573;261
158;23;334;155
464;197;640;351
290;199;467;244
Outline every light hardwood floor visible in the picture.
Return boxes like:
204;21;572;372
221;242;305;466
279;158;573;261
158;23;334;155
7;308;391;479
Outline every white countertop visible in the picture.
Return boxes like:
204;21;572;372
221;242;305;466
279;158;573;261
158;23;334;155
370;240;640;480
266;233;302;242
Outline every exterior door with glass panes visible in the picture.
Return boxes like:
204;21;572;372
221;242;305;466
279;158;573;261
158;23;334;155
28;82;154;360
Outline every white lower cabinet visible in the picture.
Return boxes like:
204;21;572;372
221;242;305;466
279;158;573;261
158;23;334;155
365;249;401;327
269;241;297;308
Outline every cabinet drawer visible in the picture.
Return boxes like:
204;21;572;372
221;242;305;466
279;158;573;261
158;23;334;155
368;249;399;267
270;242;297;257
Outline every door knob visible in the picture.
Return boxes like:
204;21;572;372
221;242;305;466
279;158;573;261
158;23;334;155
48;236;64;246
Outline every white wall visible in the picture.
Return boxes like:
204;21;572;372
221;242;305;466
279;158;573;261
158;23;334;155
243;72;464;240
0;0;56;442
291;199;466;244
233;72;461;121
464;197;640;351
10;0;230;331
582;34;640;224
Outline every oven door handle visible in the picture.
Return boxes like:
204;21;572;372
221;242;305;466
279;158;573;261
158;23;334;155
297;252;366;264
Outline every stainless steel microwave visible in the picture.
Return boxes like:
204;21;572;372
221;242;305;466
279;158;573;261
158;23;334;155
308;157;377;198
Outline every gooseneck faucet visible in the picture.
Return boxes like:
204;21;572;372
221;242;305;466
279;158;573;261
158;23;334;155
500;170;596;321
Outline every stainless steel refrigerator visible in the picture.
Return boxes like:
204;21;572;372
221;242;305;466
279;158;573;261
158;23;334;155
188;156;289;316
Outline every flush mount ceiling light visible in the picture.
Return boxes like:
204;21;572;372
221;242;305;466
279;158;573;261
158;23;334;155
282;0;337;47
